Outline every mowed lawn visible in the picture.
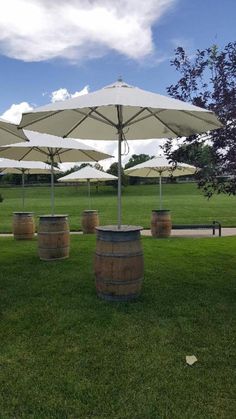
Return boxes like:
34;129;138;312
0;182;236;232
0;235;236;418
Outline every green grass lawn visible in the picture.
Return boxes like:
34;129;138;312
0;182;236;232
0;235;236;418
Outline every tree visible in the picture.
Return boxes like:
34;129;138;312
124;154;154;169
124;153;154;184
164;42;236;197
94;162;104;171
107;162;128;188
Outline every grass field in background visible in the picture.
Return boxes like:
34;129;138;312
0;182;236;232
0;235;236;418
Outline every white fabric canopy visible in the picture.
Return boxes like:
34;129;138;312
20;80;222;140
0;118;28;145
0;130;111;163
124;156;197;177
0;159;53;174
58;165;117;183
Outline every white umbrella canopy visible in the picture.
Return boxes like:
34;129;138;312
0;118;28;145
0;159;60;209
0;159;53;174
0;131;112;214
19;79;222;227
58;165;118;182
0;130;111;163
20;80;222;139
58;165;118;209
124;156;197;209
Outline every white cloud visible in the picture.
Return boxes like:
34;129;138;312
51;85;89;103
0;0;176;63
1;102;33;124
0;85;89;123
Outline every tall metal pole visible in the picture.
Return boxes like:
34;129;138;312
87;179;91;209
50;155;54;216
22;170;25;210
118;129;122;229
117;105;123;229
159;174;162;210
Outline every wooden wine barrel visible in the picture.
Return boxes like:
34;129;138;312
82;210;99;234
151;210;172;238
94;225;144;301
38;215;70;261
13;212;35;240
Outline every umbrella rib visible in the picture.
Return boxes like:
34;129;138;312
124;109;168;128
123;107;149;126
90;108;117;127
62;107;115;138
33;147;51;159
80;149;99;162
179;110;222;128
63;108;97;137
0;125;26;140
17;147;35;161
145;108;181;137
19;110;64;129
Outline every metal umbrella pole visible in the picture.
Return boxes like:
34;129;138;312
87;178;91;209
22;169;26;210
117;105;123;230
159;173;162;210
50;154;55;216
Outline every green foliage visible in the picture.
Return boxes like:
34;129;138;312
0;235;236;417
107;162;128;188
124;153;154;169
165;41;236;197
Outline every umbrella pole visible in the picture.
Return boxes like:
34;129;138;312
50;157;55;216
88;179;91;209
22;170;25;210
118;130;122;229
159;174;162;210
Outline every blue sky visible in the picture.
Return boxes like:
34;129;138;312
0;0;234;166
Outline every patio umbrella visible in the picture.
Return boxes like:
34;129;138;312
19;79;222;228
58;165;118;209
124;156;196;209
0;118;28;144
0;131;112;214
0;159;59;209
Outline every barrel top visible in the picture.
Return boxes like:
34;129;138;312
83;210;98;213
96;224;143;232
152;209;170;213
39;214;68;219
13;211;34;215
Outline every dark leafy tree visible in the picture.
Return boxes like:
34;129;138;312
107;162;128;188
164;42;236;197
124;154;153;169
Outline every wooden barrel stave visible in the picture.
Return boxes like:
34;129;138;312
94;226;144;301
151;210;172;238
38;215;70;261
13;212;35;240
82;210;99;234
